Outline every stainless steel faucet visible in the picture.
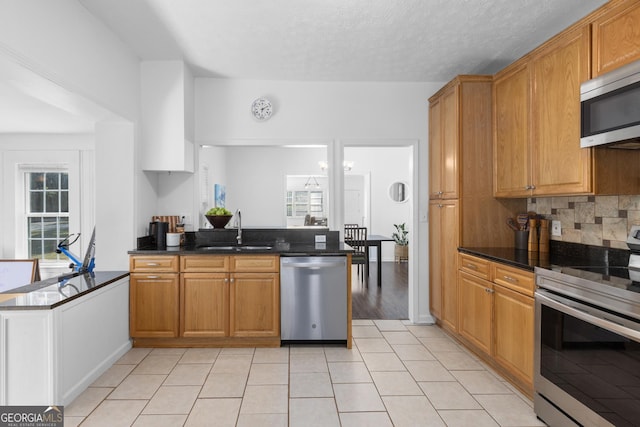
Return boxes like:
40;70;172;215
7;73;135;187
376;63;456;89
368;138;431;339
235;209;242;245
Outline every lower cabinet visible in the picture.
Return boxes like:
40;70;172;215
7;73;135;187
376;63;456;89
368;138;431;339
181;273;229;337
129;256;180;338
456;252;534;395
230;273;279;337
457;271;492;355
493;283;534;388
129;254;280;345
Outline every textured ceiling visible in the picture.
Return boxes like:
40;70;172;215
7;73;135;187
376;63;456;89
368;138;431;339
81;0;608;82
0;0;610;134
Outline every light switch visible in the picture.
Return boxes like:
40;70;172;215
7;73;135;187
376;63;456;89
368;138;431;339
551;220;562;237
315;235;327;243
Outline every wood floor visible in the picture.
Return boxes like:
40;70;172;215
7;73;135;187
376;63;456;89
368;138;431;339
351;261;408;320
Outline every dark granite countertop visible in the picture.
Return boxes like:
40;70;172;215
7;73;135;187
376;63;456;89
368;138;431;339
128;242;354;256
460;241;631;272
130;228;353;256
0;271;129;310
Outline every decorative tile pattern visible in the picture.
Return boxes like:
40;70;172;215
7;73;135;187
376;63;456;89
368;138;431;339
65;321;542;427
529;195;640;248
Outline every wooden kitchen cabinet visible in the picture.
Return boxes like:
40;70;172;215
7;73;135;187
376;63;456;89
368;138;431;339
456;252;534;396
230;272;280;337
458;270;492;355
429;85;459;200
130;254;280;346
129;273;180;338
530;26;591;196
429;199;459;332
592;0;640;77
494;26;591;197
181;273;229;337
129;255;180;338
493;62;531;198
493;283;534;390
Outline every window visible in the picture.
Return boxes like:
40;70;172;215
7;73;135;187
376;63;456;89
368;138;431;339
25;171;70;261
286;190;325;218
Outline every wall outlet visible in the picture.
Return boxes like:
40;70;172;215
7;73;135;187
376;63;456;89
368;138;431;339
315;235;327;243
551;220;562;237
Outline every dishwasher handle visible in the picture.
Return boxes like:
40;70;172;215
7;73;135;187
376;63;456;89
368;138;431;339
281;258;346;269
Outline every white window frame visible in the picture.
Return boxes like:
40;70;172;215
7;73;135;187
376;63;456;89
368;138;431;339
21;167;70;262
13;153;81;272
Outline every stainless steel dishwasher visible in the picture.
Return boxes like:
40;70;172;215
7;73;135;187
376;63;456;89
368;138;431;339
280;256;347;343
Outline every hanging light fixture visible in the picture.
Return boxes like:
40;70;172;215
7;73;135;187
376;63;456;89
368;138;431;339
304;176;321;189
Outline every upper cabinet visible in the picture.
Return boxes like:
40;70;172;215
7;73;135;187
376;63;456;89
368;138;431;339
494;27;591;197
429;86;459;200
493;63;530;198
494;5;640;198
592;0;640;77
530;26;592;196
141;61;195;172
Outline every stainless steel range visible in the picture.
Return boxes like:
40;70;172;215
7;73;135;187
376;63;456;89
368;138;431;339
534;226;640;427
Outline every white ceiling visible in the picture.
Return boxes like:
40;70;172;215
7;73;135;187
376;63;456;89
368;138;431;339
0;0;609;134
81;0;607;81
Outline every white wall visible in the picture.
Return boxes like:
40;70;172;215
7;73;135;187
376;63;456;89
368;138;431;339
0;0;143;269
195;78;444;324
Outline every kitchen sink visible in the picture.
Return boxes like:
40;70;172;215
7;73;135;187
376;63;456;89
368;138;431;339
197;245;273;251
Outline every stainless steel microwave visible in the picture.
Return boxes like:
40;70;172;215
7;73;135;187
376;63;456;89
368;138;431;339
580;58;640;149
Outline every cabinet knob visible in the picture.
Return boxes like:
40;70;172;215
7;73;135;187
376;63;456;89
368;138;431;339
485;288;494;293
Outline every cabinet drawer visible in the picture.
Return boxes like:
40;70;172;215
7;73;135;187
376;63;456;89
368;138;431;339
231;256;279;272
181;255;229;272
130;255;179;272
492;263;534;296
458;253;490;280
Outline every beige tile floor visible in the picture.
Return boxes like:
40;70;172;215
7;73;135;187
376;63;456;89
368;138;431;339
64;320;546;426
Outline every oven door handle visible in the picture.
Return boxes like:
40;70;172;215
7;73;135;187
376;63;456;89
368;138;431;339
536;290;640;342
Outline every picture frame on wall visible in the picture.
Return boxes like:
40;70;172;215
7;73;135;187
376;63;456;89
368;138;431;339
214;184;226;208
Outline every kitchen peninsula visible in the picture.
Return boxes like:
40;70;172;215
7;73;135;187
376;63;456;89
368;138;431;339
129;228;354;349
0;271;130;406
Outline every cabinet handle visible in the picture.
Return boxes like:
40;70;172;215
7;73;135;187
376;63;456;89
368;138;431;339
438;204;443;208
146;263;159;266
503;275;518;283
484;288;494;293
465;263;478;270
146;275;159;279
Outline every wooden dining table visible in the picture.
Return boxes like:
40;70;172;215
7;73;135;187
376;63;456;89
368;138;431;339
365;234;394;287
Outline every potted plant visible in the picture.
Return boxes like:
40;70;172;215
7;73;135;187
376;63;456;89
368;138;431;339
392;223;409;262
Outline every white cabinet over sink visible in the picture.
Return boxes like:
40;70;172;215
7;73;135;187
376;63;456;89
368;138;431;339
141;60;195;172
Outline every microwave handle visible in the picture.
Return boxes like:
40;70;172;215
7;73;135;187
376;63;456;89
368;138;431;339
535;290;640;342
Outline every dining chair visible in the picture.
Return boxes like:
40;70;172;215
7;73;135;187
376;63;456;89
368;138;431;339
344;225;368;284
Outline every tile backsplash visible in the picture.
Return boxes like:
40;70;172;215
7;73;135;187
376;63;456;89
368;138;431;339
527;195;640;249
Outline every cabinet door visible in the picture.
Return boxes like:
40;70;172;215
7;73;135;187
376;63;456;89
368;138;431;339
230;273;279;337
531;26;592;195
428;200;459;331
493;62;531;197
592;1;640;77
130;273;179;338
181;273;229;337
458;271;492;355
493;284;534;389
441;86;459;199
429;97;443;199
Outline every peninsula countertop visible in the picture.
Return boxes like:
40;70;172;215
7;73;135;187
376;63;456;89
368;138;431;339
0;271;129;310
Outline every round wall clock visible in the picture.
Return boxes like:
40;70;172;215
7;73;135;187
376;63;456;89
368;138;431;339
251;98;273;121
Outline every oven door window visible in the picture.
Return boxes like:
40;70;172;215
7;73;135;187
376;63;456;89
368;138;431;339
540;304;640;426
